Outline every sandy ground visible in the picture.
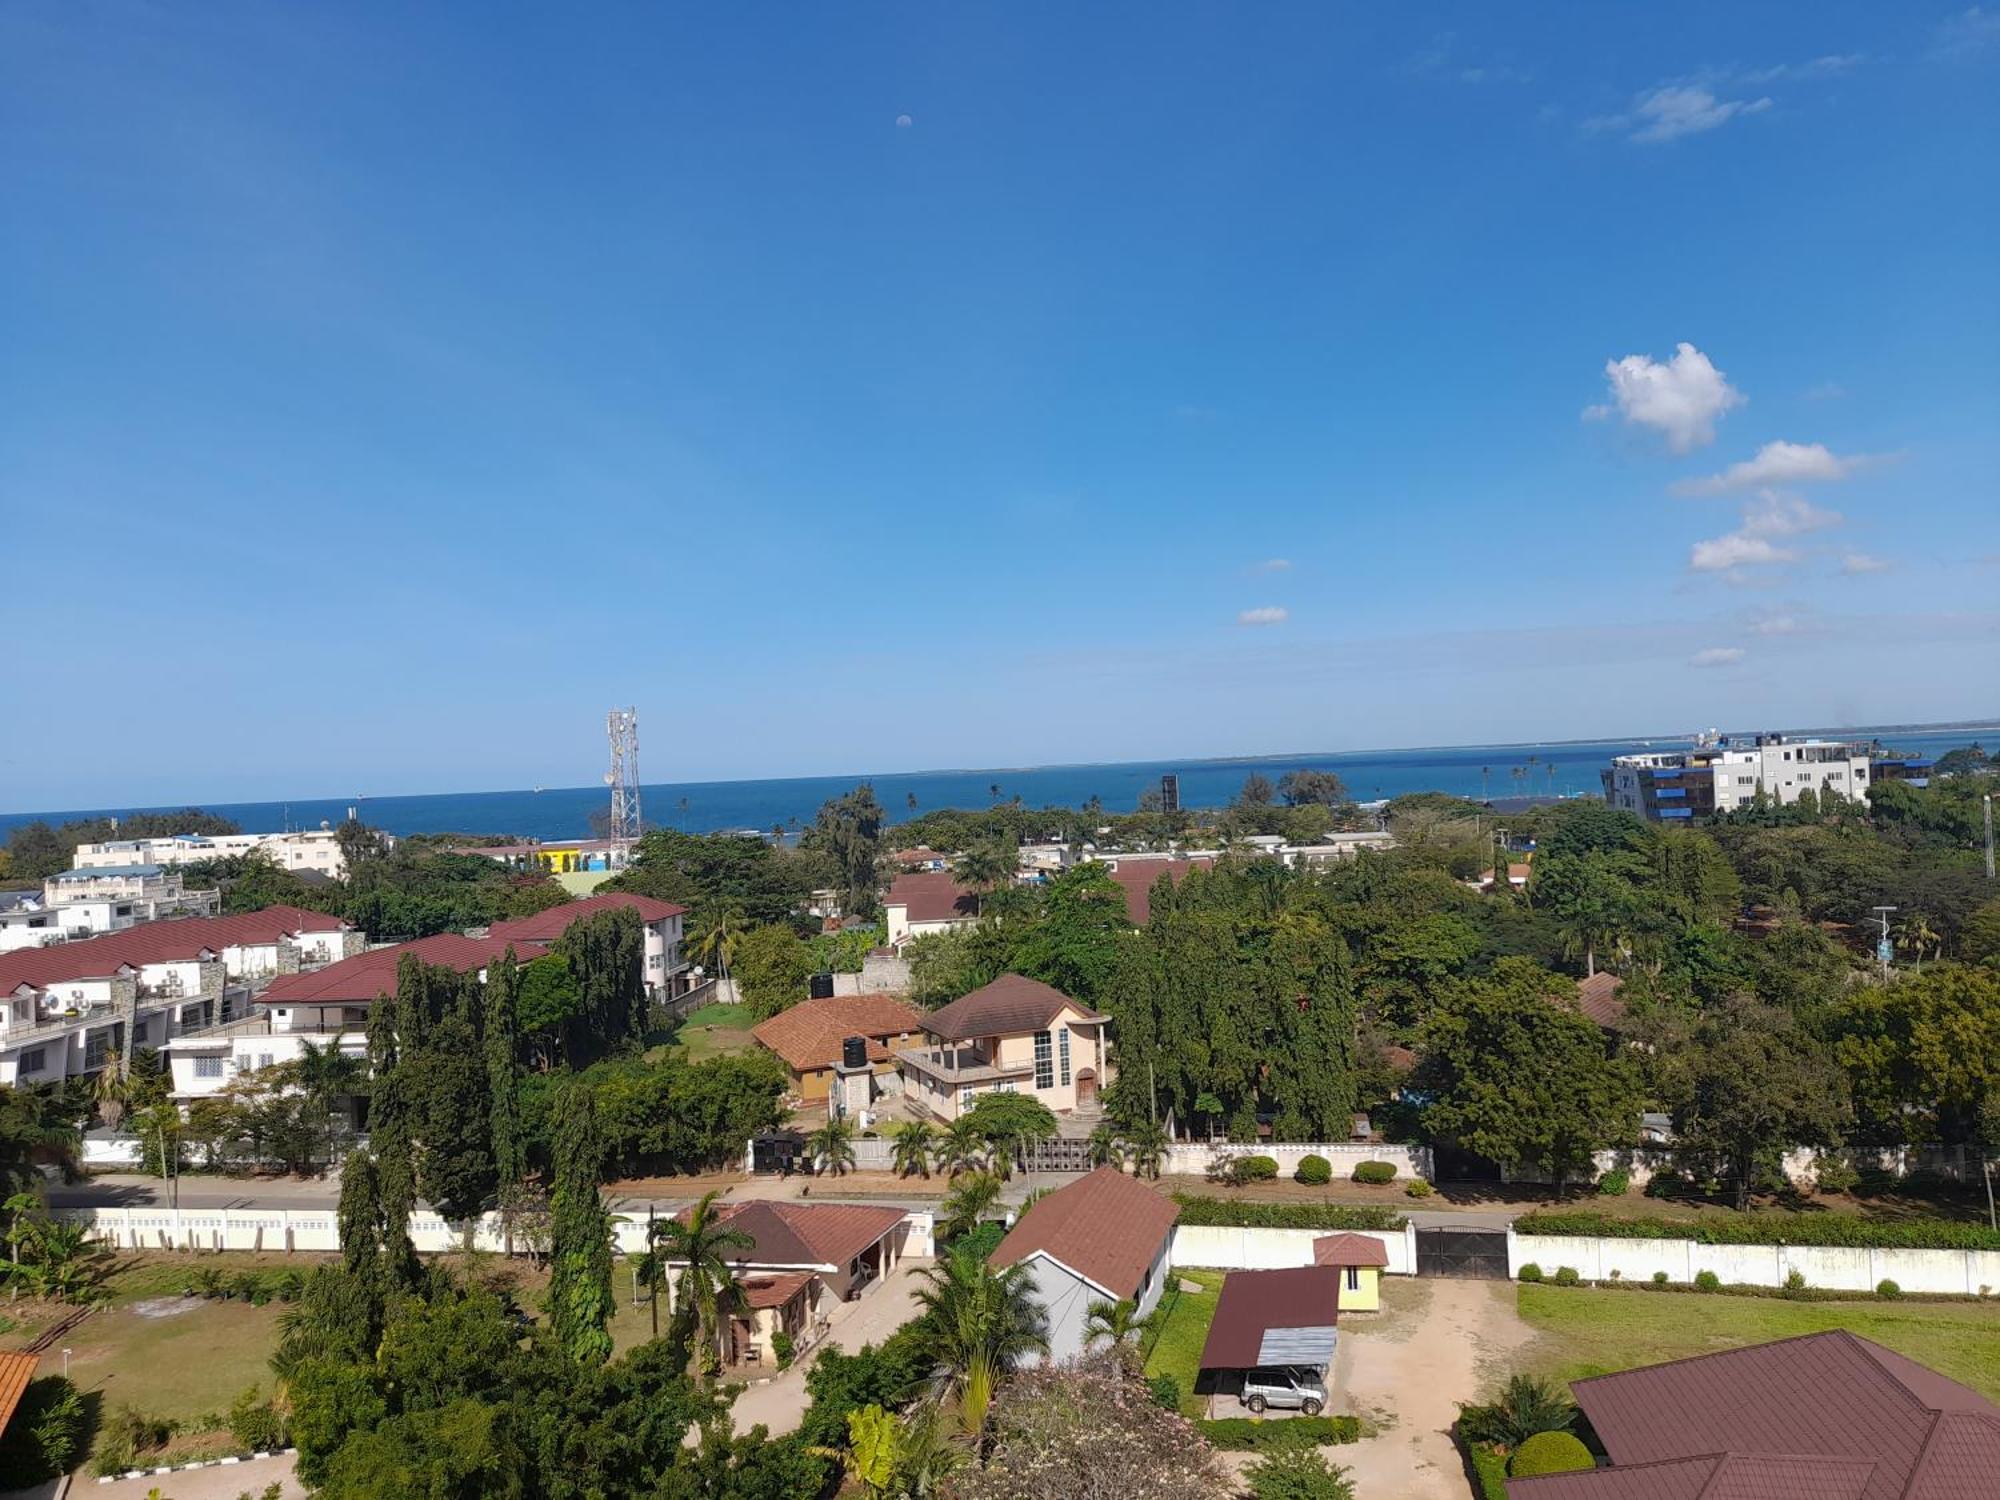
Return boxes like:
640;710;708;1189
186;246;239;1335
726;1259;931;1438
1326;1278;1533;1499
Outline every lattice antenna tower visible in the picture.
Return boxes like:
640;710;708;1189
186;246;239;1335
606;707;642;849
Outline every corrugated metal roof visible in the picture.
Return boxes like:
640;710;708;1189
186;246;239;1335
1197;1266;1341;1370
990;1166;1180;1300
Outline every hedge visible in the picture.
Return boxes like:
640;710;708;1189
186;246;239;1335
1454;1422;1510;1500
1352;1161;1398;1185
1510;1431;1593;1477
1536;1274;1993;1306
1173;1195;1407;1231
1199;1415;1360;1451
1295;1154;1332;1186
1513;1210;2000;1251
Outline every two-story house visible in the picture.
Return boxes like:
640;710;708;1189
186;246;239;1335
489;892;689;996
896;974;1113;1121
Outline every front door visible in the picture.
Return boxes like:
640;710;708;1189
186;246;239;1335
1075;1069;1097;1107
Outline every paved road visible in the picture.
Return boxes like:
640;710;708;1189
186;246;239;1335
84;1452;304;1499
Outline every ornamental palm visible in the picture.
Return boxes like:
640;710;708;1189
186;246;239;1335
649;1189;754;1380
912;1251;1049;1438
952;841;1016;915
687;905;745;985
937;1170;1003;1242
1120;1119;1169;1180
891;1121;936;1180
1083;1295;1154;1363
808;1115;858;1177
936;1117;989;1179
294;1039;368;1169
1086;1123;1126;1170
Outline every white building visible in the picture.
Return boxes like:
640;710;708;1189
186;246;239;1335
71;826;361;879
0;906;362;1089
11;865;221;947
488;891;689;995
1604;734;1873;822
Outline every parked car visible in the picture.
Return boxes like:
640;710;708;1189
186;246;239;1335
1241;1365;1327;1415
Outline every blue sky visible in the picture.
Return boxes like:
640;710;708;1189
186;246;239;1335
4;3;1996;809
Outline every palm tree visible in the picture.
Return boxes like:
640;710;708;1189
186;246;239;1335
1086;1123;1126;1171
1082;1296;1153;1363
953;841;1016;916
294;1039;368;1169
1481;766;1491;802
938;1170;1004;1242
1900;913;1940;970
891;1121;936;1179
936;1117;989;1179
1121;1119;1169;1180
807;1115;858;1177
912;1252;1049;1437
687;904;745;988
649;1189;753;1379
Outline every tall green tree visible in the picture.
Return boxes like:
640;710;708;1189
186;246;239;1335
810;784;887;918
418;1012;496;1226
1832;964;2000;1150
553;906;646;1055
363;995;418;1281
1417;961;1641;1193
648;1189;752;1381
485;949;526;1198
546;1082;614;1367
732;923;812;1020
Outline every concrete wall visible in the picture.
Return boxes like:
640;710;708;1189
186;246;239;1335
1509;1231;2000;1295
1169;1224;1416;1276
1167;1142;1433;1181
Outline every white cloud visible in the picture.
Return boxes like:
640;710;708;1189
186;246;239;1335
1588;85;1773;144
1841;551;1892;575
1587;342;1744;452
1750;611;1804;636
1691;534;1797;572
1673;440;1866;495
1690;647;1747;668
1739;491;1843;539
1251;559;1293;574
895;114;913;128
1237;606;1289;626
1936;7;2000;58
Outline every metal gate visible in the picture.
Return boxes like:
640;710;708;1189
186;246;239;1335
1023;1136;1095;1174
1415;1227;1510;1279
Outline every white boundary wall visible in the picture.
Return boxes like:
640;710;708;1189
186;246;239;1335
1168;1223;1416;1275
1166;1143;1433;1180
63;1205;935;1260
1510;1230;2000;1295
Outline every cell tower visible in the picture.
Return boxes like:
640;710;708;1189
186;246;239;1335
606;707;642;850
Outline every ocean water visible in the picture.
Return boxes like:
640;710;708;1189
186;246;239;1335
2;725;1989;844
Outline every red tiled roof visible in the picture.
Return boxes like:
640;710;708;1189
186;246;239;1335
736;1271;816;1310
488;892;685;942
883;871;979;925
922;974;1101;1042
1575;972;1629;1030
0;906;348;993
990;1166;1179;1300
1196;1266;1342;1370
675;1201;905;1270
1105;858;1212;925
257;932;546;1007
751;994;927;1075
1517;1331;2000;1500
1312;1233;1390;1269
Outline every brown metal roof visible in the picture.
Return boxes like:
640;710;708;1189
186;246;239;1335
1105;858;1212;925
750;993;927;1074
256;932;547;1006
0;905;348;993
1312;1233;1390;1268
1510;1453;1877;1500
883;871;980;925
670;1201;905;1271
922;974;1102;1041
1196;1266;1341;1370
736;1271;815;1310
1515;1331;2000;1500
989;1166;1179;1300
487;892;685;941
1575;972;1629;1030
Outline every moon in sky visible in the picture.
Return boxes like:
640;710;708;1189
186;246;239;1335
896;114;913;128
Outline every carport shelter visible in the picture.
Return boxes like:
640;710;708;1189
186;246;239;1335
1313;1232;1389;1311
1196;1265;1342;1398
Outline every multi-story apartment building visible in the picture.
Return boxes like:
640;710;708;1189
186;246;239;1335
0;865;222;951
1603;734;1873;822
71;826;364;879
0;906;363;1088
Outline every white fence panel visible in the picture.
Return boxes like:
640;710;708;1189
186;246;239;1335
1163;1142;1433;1181
1169;1224;1415;1275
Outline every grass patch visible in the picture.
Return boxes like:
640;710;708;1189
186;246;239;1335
1518;1283;2000;1400
671;1002;757;1060
1142;1270;1224;1417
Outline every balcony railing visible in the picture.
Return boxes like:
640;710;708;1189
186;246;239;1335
894;1045;1034;1085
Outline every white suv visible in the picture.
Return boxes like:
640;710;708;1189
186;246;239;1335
1241;1366;1327;1415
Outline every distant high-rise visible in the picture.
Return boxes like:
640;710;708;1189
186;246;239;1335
1160;773;1180;812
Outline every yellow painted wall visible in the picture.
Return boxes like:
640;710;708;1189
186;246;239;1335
1338;1265;1381;1312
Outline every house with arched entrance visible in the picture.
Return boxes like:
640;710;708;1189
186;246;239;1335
894;974;1113;1122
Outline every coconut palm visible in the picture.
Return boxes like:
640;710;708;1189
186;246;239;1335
1086;1123;1126;1170
953;840;1016;915
687;905;746;987
938;1170;1004;1242
912;1251;1048;1437
891;1121;936;1179
1082;1295;1154;1363
1899;913;1940;970
293;1038;368;1169
649;1189;753;1380
1120;1119;1169;1180
936;1117;989;1179
807;1115;858;1177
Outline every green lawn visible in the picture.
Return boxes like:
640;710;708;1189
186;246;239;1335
1519;1284;2000;1400
671;1001;758;1060
1142;1269;1225;1416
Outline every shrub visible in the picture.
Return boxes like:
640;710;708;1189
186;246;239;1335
0;1376;86;1483
1783;1268;1808;1294
1456;1424;1511;1500
1877;1278;1903;1300
1509;1431;1594;1477
91;1404;177;1477
772;1330;796;1369
1514;1210;2000;1251
1552;1266;1580;1287
1812;1153;1860;1196
1457;1374;1576;1449
1244;1444;1357;1500
1405;1178;1434;1198
1295;1154;1332;1186
1596;1169;1630;1197
1518;1263;1544;1283
1352;1160;1398;1185
1198;1415;1359;1451
1652;1271;1669;1285
1643;1168;1684;1199
1695;1270;1721;1292
1240;1155;1280;1182
1171;1195;1406;1231
1148;1373;1181;1411
229;1387;287;1452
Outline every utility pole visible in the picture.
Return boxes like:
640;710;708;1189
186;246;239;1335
647;1202;659;1339
1984;794;1993;880
1872;905;1897;985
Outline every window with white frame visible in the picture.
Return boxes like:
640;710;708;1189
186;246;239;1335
194;1056;224;1079
1032;1030;1054;1090
1057;1027;1071;1086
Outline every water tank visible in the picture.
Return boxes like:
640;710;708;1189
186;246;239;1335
841;1035;868;1070
809;971;835;1000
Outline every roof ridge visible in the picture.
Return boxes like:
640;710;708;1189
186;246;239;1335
1569;1326;1908;1398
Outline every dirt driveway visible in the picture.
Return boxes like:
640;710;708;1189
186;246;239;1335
1327;1278;1532;1499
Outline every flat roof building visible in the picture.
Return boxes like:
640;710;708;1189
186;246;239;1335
1604;733;1872;822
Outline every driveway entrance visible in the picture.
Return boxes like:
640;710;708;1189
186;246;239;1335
1415;1226;1510;1279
